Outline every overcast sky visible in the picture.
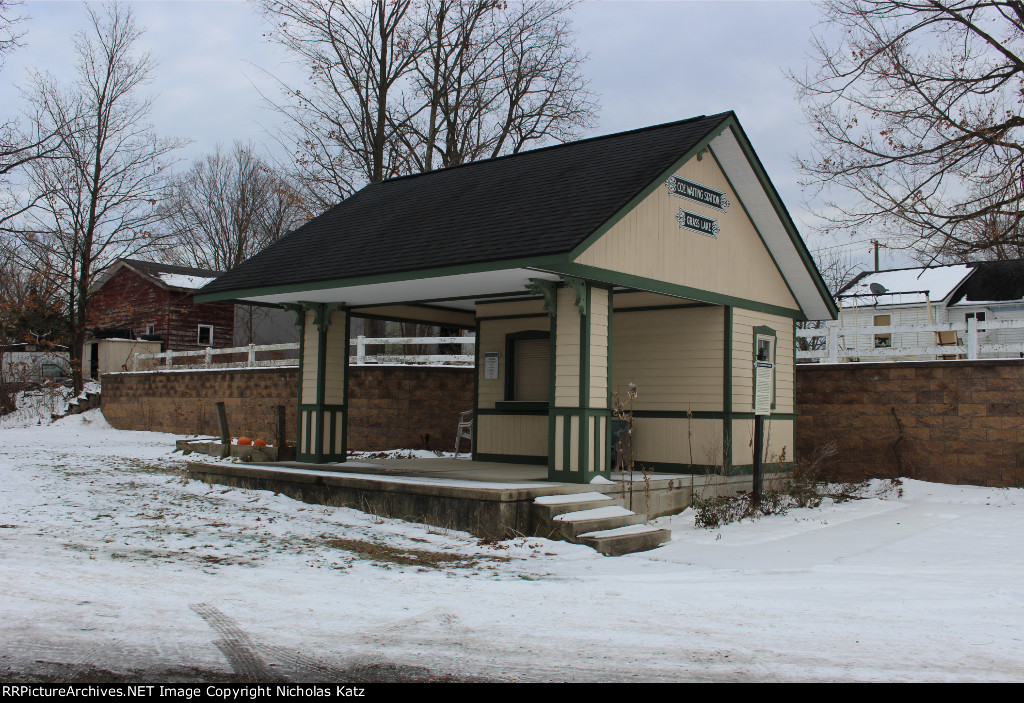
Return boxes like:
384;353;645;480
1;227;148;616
0;0;901;273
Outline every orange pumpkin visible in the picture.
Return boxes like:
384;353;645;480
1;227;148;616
253;438;267;447
237;437;252;446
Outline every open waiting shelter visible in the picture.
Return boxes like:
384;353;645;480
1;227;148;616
197;112;837;484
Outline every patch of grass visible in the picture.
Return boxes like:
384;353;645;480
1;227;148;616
691;443;890;529
321;536;507;569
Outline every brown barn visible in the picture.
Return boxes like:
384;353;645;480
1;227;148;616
87;259;234;353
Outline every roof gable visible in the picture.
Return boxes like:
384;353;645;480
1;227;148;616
93;259;223;293
949;259;1024;305
199;113;733;297
197;112;836;320
573;138;799;311
839;264;974;308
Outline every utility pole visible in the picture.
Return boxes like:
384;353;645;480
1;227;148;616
870;240;887;271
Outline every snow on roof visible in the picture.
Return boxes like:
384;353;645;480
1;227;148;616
157;272;219;290
839;265;973;308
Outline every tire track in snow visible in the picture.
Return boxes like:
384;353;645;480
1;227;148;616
190;603;274;681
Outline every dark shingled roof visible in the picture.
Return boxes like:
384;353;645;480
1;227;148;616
123;259;224;279
200;113;732;297
949;259;1024;304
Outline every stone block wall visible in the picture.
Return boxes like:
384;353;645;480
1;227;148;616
101;365;474;452
795;359;1024;487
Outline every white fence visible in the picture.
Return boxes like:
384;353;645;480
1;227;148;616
797;316;1024;362
131;336;475;371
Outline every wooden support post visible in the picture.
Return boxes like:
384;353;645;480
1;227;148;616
215;401;230;458
753;415;764;503
275;405;287;448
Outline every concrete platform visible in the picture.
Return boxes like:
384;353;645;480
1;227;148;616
185;456;759;542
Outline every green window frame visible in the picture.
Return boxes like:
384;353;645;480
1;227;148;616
752;325;777;410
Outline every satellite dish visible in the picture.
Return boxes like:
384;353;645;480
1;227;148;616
869;282;888;295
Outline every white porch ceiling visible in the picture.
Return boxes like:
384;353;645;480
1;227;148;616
239;267;561;311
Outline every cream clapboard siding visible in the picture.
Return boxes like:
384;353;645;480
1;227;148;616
322;310;347;405
611;306;724;411
300;311;318;404
631;417;724;466
732;418;794;467
477;314;550;409
731;310;794;413
476;415;547;457
612;290;688;309
554;287;581;407
574;152;798;312
589;288;609;408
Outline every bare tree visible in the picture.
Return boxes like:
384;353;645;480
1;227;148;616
0;0;26;65
258;0;597;210
405;0;595;171
0;0;63;233
797;247;862;353
17;3;185;393
162;142;307;272
792;1;1024;261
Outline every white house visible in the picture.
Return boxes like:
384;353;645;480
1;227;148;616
826;260;1024;360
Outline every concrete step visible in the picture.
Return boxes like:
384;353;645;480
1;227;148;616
551;505;646;540
578;524;672;556
532;492;620;520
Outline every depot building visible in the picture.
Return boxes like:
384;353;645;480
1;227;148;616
197;112;837;483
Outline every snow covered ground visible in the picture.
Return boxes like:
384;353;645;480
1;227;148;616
1;410;1022;682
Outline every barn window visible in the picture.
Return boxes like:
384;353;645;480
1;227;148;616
504;331;550;402
197;324;213;346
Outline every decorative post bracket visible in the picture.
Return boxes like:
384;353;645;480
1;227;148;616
296;301;346;331
560;276;588;316
526;279;558;317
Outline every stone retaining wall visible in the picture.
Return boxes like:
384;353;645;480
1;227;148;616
795;359;1024;487
101;365;474;452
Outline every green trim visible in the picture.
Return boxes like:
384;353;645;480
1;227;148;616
341;311;350;460
542;262;806;320
607;288;614;422
490;402;549;414
547;407;612;483
475;312;550;322
357;290;529;307
471;319;480;460
579;284;590;407
568;118;733;259
614;303;713;313
752;325;778;411
353;301;470;314
626;410;796;421
578;285;591;477
194;255;569;303
296;310;307;454
723;306;733;473
475;294;546;305
296;404;347;463
707;146;805;317
352;310;475;330
474;453;547;466
525;279;558;317
547;297;558;472
504;330;550;401
722;122;839;319
314;310;328;458
628;460;795;475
